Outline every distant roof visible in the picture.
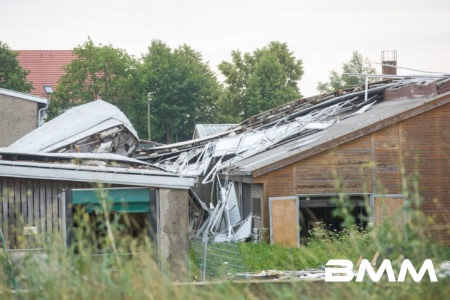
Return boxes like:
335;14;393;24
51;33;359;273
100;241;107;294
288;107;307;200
193;124;236;139
0;87;48;104
7;100;138;153
16;50;75;97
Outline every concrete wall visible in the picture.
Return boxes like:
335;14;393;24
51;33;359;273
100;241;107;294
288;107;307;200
0;94;39;147
158;188;189;279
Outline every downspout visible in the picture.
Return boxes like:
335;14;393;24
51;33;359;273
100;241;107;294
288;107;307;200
38;103;48;127
39;85;53;127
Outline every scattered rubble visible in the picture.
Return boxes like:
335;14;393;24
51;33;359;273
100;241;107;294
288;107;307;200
232;269;326;281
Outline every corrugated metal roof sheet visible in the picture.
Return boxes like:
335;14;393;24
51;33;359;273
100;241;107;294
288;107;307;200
0;151;152;167
0;159;194;189
7;100;138;153
0;87;47;104
16;50;75;97
193;124;236;139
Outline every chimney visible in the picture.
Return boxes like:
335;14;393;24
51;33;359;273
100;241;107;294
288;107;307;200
381;50;397;77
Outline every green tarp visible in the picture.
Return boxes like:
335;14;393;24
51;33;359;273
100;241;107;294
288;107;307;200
71;188;151;213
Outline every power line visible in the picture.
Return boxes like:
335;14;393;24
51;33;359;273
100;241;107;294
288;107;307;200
373;62;450;75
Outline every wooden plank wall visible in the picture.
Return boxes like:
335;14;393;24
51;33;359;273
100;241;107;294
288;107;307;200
399;102;450;244
254;167;295;235
0;177;88;249
374;197;404;228
294;136;373;194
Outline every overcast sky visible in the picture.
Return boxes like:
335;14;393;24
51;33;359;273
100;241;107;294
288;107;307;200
1;0;450;96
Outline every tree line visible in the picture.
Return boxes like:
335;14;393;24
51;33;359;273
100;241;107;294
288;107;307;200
0;40;375;143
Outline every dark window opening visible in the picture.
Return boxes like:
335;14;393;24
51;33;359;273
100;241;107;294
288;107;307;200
252;197;261;219
241;183;251;218
72;210;155;254
298;195;368;242
67;188;157;254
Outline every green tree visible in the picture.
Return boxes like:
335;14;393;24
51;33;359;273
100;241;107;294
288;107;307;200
139;40;221;143
218;41;303;120
0;41;33;92
317;51;376;93
50;38;138;121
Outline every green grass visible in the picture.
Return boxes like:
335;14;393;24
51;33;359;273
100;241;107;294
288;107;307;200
239;223;449;272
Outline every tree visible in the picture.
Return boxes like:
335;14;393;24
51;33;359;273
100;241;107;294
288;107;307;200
0;41;33;92
218;41;303;120
317;51;376;93
50;38;138;121
139;40;221;143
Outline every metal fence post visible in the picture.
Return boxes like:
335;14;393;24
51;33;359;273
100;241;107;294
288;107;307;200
202;235;208;281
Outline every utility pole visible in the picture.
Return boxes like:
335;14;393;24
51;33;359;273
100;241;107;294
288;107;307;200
147;92;152;141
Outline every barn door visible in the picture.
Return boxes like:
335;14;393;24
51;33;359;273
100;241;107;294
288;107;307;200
373;195;404;228
269;196;299;247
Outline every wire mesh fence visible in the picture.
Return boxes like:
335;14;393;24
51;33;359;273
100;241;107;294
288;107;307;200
191;237;247;281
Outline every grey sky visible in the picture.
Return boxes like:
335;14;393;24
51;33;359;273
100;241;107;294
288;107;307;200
1;0;450;96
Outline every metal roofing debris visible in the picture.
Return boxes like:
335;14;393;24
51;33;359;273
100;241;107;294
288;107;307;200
0;87;48;105
0;100;194;189
233;94;450;176
140;77;450;177
194;181;252;242
0;150;152;167
193;124;236;139
0;159;194;189
7;100;139;156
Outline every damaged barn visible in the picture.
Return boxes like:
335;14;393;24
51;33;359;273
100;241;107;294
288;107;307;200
2;76;449;252
137;76;450;246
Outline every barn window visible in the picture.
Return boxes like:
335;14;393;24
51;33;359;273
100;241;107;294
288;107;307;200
298;194;369;240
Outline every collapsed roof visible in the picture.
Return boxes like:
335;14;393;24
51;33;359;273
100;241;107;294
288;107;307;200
137;77;450;180
1;100;194;189
6;100;138;156
0;151;194;189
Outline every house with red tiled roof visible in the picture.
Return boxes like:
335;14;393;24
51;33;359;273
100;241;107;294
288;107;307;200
16;50;75;98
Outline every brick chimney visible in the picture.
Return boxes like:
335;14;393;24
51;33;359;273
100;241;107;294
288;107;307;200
381;50;397;77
